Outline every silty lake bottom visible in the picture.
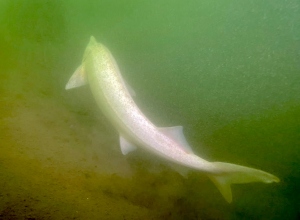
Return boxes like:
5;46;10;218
0;0;299;219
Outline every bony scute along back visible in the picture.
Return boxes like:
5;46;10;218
65;36;279;203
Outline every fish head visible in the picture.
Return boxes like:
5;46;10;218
82;36;99;62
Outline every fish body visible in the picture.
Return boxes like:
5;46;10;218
66;36;279;202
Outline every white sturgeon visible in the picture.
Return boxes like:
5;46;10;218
66;36;279;203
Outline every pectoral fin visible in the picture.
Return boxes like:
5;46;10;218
65;65;87;90
120;135;137;155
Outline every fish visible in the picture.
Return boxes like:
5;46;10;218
65;36;279;203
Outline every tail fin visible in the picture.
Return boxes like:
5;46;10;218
208;162;280;203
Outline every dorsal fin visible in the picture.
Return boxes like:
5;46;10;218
158;126;194;154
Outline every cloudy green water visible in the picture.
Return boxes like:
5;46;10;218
0;0;299;219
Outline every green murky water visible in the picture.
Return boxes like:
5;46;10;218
0;0;299;219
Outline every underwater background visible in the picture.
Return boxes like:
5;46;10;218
0;0;299;219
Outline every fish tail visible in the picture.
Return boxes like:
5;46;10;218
208;162;280;203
